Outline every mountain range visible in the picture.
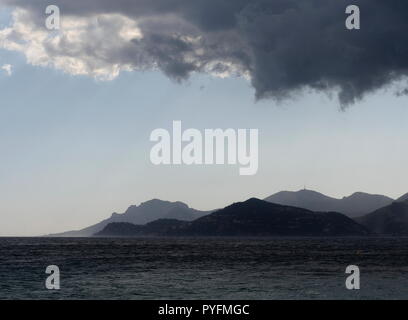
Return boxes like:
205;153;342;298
47;199;211;237
48;189;408;237
264;189;394;218
95;198;370;237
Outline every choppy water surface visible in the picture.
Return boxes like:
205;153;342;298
0;237;407;299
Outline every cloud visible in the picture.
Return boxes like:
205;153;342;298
1;63;12;75
0;0;408;106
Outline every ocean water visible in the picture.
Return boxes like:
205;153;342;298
0;237;407;300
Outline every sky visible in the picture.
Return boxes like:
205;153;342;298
1;1;408;236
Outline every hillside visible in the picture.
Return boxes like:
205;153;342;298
96;198;370;237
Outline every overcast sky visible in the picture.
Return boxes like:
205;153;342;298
1;1;408;236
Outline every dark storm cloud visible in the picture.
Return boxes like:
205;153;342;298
2;0;408;105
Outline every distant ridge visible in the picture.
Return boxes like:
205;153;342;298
47;199;211;237
397;193;408;202
95;198;370;237
264;189;394;218
356;200;408;235
47;189;408;237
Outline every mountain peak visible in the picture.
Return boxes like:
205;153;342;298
243;197;263;204
347;192;392;199
297;189;322;193
110;212;120;218
348;192;369;197
139;199;189;209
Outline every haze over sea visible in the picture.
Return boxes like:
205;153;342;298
1;237;407;299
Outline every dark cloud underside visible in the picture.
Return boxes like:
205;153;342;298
2;0;408;105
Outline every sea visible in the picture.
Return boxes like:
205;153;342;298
0;237;407;300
